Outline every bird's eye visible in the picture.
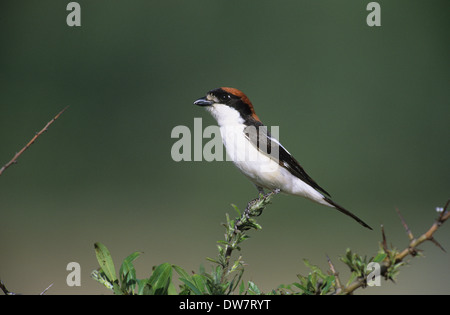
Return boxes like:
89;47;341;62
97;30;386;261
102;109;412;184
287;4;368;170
221;94;231;101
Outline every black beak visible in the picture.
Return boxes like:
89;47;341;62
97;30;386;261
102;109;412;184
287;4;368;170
194;96;213;106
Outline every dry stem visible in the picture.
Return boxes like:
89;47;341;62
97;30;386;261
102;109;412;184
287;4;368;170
0;106;68;176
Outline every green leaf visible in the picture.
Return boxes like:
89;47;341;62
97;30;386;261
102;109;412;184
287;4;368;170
119;251;141;294
292;282;308;293
147;263;173;295
230;258;243;272
227;270;244;294
239;281;245;295
94;242;117;282
206;257;219;264
346;271;358;287
172;265;190;280
136;278;149;295
320;276;335;295
113;282;124;295
303;259;327;279
191;274;207;294
247;281;261;295
372;252;387;263
167;281;177;295
120;252;141;275
231;204;241;217
180;278;203;295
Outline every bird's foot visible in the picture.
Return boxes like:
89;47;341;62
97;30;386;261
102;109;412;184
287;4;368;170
244;188;281;218
266;188;281;198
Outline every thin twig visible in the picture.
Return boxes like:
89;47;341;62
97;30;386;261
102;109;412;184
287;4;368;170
1;279;53;295
0;280;13;295
39;283;54;295
326;255;342;294
0;106;69;176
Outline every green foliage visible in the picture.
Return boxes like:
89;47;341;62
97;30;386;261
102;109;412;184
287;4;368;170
340;249;371;286
91;241;259;295
92;242;175;295
291;260;336;295
91;191;277;295
90;197;449;295
374;243;405;282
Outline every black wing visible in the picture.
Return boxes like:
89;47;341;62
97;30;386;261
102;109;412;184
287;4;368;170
243;120;331;197
244;120;372;230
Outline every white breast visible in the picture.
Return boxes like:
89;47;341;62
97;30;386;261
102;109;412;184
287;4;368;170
206;104;326;204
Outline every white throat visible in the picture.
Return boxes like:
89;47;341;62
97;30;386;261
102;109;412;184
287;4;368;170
205;104;245;127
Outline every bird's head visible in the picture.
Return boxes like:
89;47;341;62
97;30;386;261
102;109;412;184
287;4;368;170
194;87;260;126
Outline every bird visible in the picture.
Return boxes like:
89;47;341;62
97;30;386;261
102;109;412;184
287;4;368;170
194;87;372;230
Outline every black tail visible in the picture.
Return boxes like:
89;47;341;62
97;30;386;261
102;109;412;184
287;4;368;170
324;197;372;230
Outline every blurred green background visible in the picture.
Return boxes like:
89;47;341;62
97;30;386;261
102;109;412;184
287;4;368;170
0;0;449;295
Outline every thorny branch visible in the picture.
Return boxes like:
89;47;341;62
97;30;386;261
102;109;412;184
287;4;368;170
343;200;449;295
0;106;69;177
394;200;449;261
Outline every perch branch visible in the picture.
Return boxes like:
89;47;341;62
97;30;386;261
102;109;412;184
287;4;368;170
223;189;280;267
216;189;280;284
